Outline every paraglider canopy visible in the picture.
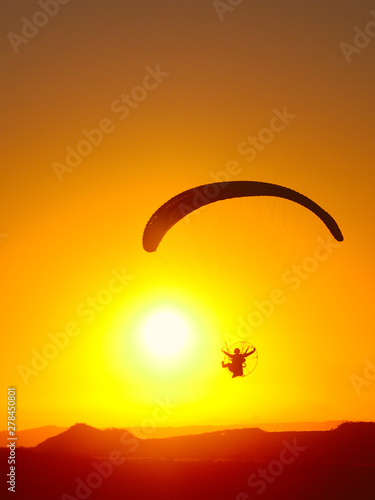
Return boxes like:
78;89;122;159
143;181;343;253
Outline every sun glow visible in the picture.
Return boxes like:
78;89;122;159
143;310;189;357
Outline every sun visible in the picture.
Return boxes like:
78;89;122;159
143;310;189;357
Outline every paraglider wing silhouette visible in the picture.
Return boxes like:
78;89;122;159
142;181;344;252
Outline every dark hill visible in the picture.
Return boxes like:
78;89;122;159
35;423;136;457
34;421;375;464
2;422;375;500
0;421;342;447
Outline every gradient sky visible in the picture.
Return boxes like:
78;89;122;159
1;0;375;430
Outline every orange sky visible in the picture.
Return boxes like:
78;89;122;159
1;0;375;430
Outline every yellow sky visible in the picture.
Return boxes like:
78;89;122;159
1;0;375;430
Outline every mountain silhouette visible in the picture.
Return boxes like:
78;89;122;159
2;421;374;500
0;420;343;447
35;423;137;456
34;421;375;464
